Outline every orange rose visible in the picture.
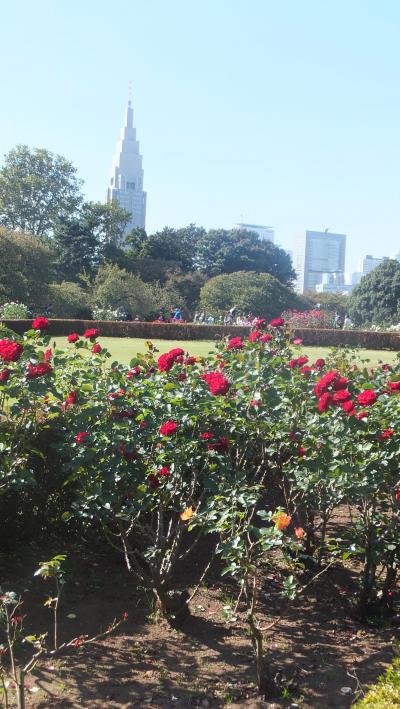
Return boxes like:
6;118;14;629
273;512;292;530
294;527;305;539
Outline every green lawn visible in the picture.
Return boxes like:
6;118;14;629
52;336;399;367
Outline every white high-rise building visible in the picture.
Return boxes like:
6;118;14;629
107;100;146;239
294;230;346;293
357;255;384;275
235;223;275;243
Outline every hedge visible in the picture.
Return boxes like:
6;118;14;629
353;658;400;707
2;319;400;350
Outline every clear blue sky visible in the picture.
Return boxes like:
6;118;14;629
2;0;400;272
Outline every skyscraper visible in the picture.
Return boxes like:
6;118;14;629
107;99;146;239
294;230;346;293
234;223;275;243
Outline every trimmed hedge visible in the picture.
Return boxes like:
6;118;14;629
2;319;400;350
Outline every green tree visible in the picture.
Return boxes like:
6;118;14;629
53;202;130;281
92;263;153;318
47;282;92;319
195;229;295;285
138;224;206;272
303;290;350;315
200;271;303;319
348;259;400;326
0;227;54;307
0;145;83;238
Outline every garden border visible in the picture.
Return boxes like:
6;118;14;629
2;319;400;350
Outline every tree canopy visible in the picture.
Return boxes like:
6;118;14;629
0;145;83;237
348;259;400;325
0;227;54;307
200;271;304;319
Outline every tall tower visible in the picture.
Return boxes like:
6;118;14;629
107;98;146;239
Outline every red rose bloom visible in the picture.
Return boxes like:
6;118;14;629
288;359;298;369
203;371;230;396
32;317;49;331
67;333;80;343
357;411;369;420
0;339;23;363
317;392;332;413
300;366;312;375
388;380;400;391
313;370;340;397
75;431;89;444
44;348;52;361
332;389;352;403
160;421;178;436
379;429;394;440
185;356;197;366
169;348;185;358
139;420;148;429
260;333;273;342
26;362;52;379
201;432;229;453
396;490;400;501
158;466;170;477
342;399;355;413
91;343;102;354
201;432;214;441
178;372;187;382
157;352;175;372
297;446;306;457
248;330;260;343
332;377;349;391
147;474;160;490
250;398;261;407
127;366;141;378
292;338;303;345
254;318;266;329
314;358;325;370
269;317;285;327
357;390;377;407
227;337;244;350
65;390;78;406
83;328;100;340
0;368;10;382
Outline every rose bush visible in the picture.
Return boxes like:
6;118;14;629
1;317;400;694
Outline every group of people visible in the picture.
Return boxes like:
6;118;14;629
157;308;184;322
223;307;258;326
333;312;353;329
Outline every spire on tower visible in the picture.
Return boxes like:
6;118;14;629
128;80;132;107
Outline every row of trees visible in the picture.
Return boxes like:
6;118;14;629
0;145;299;319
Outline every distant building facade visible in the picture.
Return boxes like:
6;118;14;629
235;223;275;243
351;255;387;287
294;230;346;293
107;100;146;239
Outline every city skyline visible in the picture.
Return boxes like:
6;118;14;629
2;1;400;272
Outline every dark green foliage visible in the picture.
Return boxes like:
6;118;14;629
0;227;54;306
349;260;400;326
200;271;303;318
0;145;83;237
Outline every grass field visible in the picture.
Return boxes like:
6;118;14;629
53;336;399;367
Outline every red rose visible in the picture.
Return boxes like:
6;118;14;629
314;358;325;370
200;432;214;441
44;348;52;361
75;431;89;444
248;331;260;343
203;371;230;396
288;359;298;369
250;398;261;407
32;317;49;331
0;339;23;363
388;380;400;391
160;421;178;436
332;389;352;403
168;348;185;358
300;366;312;375
158;466;170;477
147;474;160;490
357;411;369;420
67;333;80;343
342;399;355;413
201;432;228;453
292;338;303;345
313;370;340;396
260;333;273;342
396;490;400;501
254;318;266;329
66;390;78;406
91;343;102;354
157;352;175;372
332;377;349;391
83;328;100;340
0;368;10;382
26;362;52;379
139;420;148;429
357;390;377;407
178;372;187;382
184;356;197;366
317;392;332;413
127;366;141;378
297;446;306;457
227;337;244;350
379;429;394;440
269;317;285;327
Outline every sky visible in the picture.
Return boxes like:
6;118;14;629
1;0;400;272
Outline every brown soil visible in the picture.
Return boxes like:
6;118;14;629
0;536;397;709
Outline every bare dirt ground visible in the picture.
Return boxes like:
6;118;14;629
1;534;397;709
